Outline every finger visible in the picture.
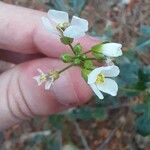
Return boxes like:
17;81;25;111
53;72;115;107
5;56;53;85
0;2;99;57
0;60;15;73
0;58;92;130
0;49;45;64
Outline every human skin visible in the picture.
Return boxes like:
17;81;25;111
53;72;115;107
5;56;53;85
0;2;99;130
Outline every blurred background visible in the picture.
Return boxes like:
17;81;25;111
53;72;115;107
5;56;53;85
0;0;150;149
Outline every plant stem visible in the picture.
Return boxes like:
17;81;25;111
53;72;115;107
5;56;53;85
68;43;76;55
73;120;90;150
85;57;98;60
58;64;74;74
83;50;92;54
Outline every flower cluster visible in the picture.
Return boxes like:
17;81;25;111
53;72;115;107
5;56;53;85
33;10;123;100
33;69;59;90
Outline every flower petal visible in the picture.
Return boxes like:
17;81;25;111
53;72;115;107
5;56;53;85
45;80;53;90
101;65;120;77
41;17;59;35
63;26;85;38
71;16;88;32
33;76;43;86
37;68;44;74
97;78;118;96
102;43;122;57
90;84;104;99
48;10;69;24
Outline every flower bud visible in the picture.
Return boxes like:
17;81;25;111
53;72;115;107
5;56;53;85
81;68;91;81
61;53;73;63
73;43;82;54
83;60;94;69
80;54;87;60
91;43;102;53
73;58;82;65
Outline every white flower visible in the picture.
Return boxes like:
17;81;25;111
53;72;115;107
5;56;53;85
33;69;58;90
87;65;120;99
42;10;88;38
33;69;47;86
101;43;123;57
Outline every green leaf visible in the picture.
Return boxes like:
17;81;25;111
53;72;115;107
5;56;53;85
68;107;108;121
136;25;150;52
49;0;67;11
133;95;150;136
69;0;88;15
133;69;149;91
48;115;64;129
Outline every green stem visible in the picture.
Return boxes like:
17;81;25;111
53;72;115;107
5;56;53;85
58;64;74;74
68;43;76;55
85;57;99;60
83;50;92;54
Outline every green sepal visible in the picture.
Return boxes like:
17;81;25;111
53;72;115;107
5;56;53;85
61;53;73;63
73;58;82;65
73;43;82;55
80;54;88;60
91;43;105;59
91;43;102;53
92;52;105;60
83;60;94;69
81;68;91;81
60;36;73;45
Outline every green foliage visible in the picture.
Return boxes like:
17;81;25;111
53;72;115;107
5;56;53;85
136;25;150;52
48;0;88;15
68;0;88;15
48;115;64;129
133;95;150;136
133;69;149;91
68;107;108;121
48;0;67;11
44;131;62;150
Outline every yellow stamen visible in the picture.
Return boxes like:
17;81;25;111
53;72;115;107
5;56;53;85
40;74;46;81
96;73;105;84
56;22;70;31
48;71;59;80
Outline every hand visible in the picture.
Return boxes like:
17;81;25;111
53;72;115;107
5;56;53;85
0;2;98;130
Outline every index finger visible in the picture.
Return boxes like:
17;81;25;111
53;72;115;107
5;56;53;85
0;2;99;57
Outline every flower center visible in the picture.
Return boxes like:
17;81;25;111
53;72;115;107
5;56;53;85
57;22;70;31
48;71;60;80
40;74;47;82
96;73;105;84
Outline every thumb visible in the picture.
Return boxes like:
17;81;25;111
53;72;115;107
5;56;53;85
0;57;92;130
